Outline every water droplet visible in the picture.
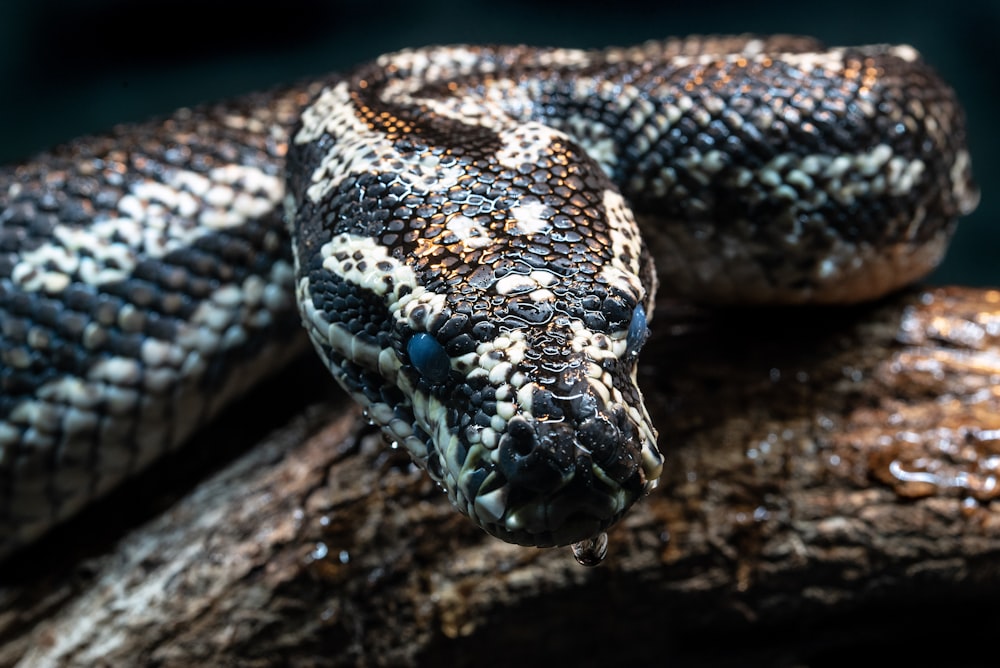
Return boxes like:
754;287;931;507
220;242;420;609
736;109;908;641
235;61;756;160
338;549;351;564
571;532;608;567
310;541;329;561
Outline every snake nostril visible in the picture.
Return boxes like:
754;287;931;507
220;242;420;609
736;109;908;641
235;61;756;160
497;418;572;493
506;418;536;457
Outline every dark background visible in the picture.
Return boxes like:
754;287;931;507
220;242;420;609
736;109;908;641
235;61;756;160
0;0;995;286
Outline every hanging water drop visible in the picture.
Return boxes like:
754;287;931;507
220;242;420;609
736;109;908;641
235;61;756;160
571;532;608;567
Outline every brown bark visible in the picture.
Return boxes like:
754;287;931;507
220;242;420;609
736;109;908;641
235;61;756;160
3;286;1000;667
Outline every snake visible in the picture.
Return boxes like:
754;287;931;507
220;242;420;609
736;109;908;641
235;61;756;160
0;35;978;563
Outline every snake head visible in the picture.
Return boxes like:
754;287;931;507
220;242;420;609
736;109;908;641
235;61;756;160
288;74;664;548
397;281;663;547
292;194;664;548
463;338;664;547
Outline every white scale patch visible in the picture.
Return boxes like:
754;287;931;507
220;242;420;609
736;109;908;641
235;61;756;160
494;269;558;298
771;48;847;73
762;145;926;209
376;46;486;93
563;113;617;174
653;47;848;73
394;86;515;135
0;258;301;531
298;233;447;376
319;233;419;299
296;81;468;205
495;122;575;172
444;214;493;248
12;164;283;293
598;189;646;303
507;199;555;236
375;46;591;123
950;149;979;215
534;47;593;69
890;44;920;63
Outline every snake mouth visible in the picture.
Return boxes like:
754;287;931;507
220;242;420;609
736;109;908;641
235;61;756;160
470;411;649;547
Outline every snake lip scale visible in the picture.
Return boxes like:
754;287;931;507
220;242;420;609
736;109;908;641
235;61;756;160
0;36;978;562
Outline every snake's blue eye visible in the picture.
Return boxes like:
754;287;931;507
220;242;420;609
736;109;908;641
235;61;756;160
625;303;648;358
407;332;451;383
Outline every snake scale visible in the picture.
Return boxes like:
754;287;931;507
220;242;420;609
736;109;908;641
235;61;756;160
0;35;978;562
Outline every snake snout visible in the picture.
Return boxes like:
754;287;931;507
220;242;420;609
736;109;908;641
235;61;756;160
487;390;648;546
497;412;641;479
497;416;576;493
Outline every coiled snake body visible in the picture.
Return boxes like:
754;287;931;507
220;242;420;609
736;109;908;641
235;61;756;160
0;36;978;560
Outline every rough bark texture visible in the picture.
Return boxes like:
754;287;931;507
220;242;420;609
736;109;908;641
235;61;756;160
3;286;1000;667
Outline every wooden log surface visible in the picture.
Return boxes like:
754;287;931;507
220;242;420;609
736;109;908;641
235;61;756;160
2;285;1000;667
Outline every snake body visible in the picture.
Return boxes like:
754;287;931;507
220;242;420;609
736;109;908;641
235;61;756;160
0;36;977;557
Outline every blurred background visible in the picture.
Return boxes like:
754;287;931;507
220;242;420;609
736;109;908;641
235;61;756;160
0;0;995;286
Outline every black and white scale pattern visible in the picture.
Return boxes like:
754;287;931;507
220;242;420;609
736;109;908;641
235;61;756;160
0;36;978;555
